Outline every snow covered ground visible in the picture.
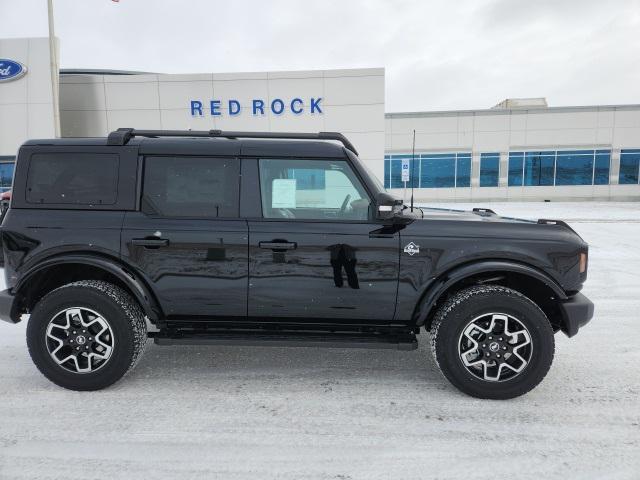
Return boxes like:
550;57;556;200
0;202;638;479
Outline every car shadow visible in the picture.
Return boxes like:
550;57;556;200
127;335;443;387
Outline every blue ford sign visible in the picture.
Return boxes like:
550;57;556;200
0;59;27;83
190;97;323;117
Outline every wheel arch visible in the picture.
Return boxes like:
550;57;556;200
12;254;162;323
414;260;568;333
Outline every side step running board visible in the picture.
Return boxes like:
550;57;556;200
152;331;418;351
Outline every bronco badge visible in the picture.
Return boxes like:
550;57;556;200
403;242;420;256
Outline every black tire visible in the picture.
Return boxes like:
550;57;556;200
430;285;555;400
26;280;147;391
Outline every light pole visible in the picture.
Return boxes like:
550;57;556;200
47;0;61;137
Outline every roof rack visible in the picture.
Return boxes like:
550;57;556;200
106;128;359;155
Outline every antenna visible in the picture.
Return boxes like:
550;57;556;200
410;129;416;212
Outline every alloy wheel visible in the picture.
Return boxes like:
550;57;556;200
458;313;533;382
45;307;114;374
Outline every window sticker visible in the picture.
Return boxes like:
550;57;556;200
272;179;297;208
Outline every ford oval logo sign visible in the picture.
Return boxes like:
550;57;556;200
0;59;27;83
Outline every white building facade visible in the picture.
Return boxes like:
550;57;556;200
386;103;640;201
1;36;639;201
58;67;385;183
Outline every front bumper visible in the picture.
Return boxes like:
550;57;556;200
559;292;594;337
0;289;17;323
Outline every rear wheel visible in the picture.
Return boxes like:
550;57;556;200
26;280;147;391
430;285;555;399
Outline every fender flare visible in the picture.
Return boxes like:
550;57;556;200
14;253;162;321
414;260;568;326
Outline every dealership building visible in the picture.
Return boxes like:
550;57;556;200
1;37;639;201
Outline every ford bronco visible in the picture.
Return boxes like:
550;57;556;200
0;129;594;398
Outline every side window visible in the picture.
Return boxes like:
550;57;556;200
258;159;371;220
26;153;119;205
0;162;14;192
142;156;240;218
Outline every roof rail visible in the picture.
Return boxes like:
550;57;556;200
106;128;359;155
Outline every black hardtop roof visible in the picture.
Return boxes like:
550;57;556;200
22;130;353;158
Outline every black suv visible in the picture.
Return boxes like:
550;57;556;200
0;129;594;399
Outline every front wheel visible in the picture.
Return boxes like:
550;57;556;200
430;285;555;399
26;280;147;391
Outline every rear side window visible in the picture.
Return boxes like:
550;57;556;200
26;153;119;205
142;156;240;218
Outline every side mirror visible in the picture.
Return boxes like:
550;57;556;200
375;192;404;221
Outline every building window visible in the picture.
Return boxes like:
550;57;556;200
386;149;614;189
456;153;471;187
0;161;14;192
619;149;640;184
384;153;472;189
508;152;524;186
420;154;455;188
594;150;611;185
524;151;555;186
390;156;403;188
508;149;611;187
384;156;390;189
555;150;595;185
480;153;499;187
420;153;471;188
383;155;414;188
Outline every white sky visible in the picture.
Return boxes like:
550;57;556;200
2;0;639;112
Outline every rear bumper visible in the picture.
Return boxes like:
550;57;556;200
559;292;594;337
0;289;17;323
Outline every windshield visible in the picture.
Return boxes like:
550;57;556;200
363;162;386;193
345;150;387;196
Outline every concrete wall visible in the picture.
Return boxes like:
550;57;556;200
0;37;59;156
385;106;640;201
60;68;386;181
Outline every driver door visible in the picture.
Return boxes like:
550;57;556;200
247;158;400;321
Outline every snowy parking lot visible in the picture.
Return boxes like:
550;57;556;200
0;202;638;479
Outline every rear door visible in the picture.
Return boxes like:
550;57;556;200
121;155;248;318
247;157;400;321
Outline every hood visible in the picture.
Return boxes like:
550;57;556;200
399;206;585;245
403;206;535;224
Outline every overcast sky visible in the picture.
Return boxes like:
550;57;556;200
2;0;639;112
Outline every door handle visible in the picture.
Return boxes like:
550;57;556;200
132;238;170;247
259;241;297;251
